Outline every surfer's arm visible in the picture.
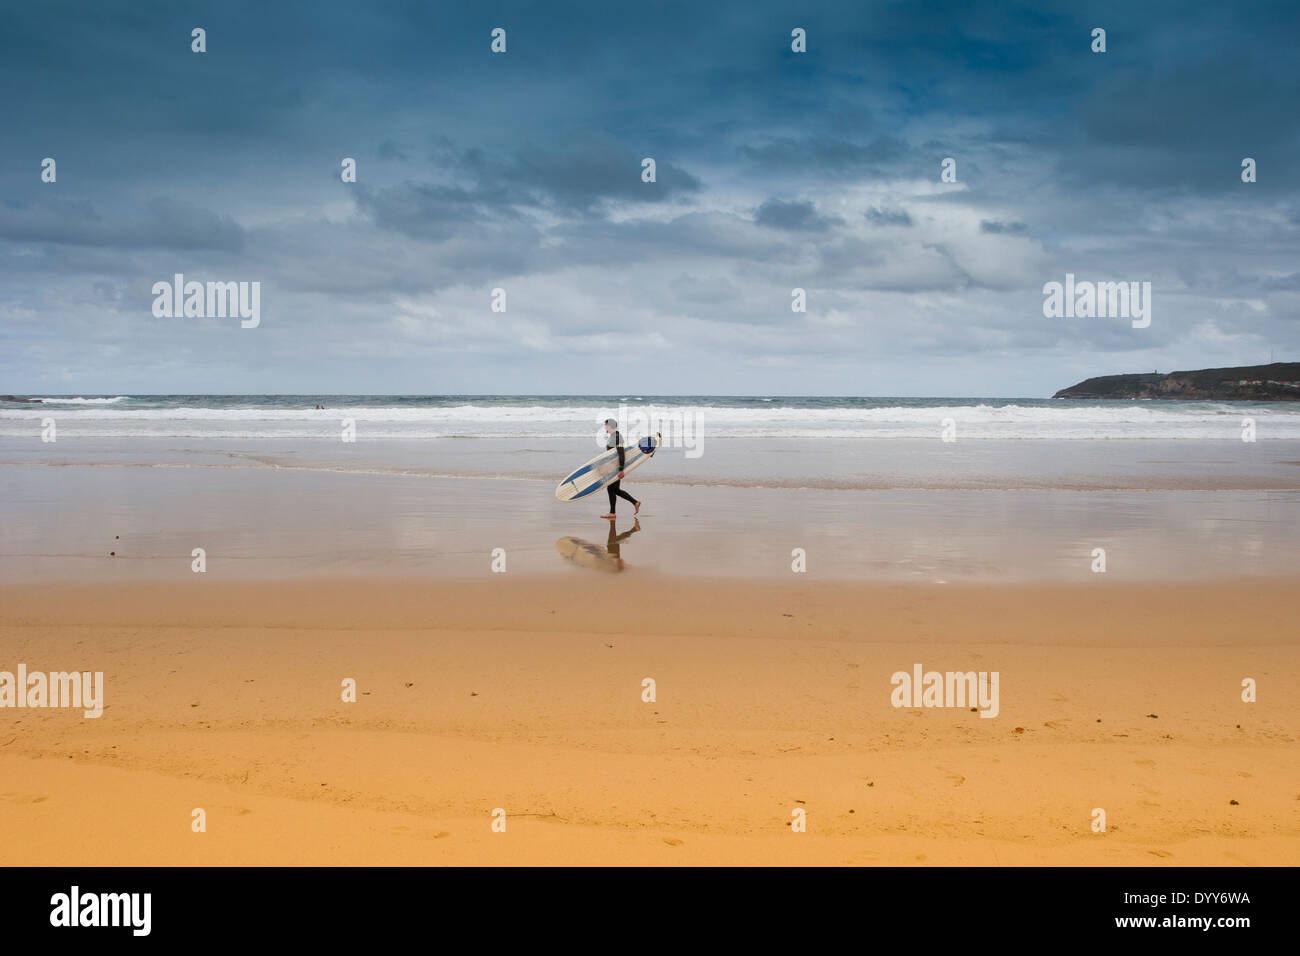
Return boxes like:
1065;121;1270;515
616;436;625;470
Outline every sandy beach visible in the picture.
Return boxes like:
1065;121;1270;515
3;400;1299;866
2;573;1296;866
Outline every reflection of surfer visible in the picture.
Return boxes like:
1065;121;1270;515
606;518;641;569
601;418;641;519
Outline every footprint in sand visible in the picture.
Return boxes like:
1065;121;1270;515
1147;849;1174;858
662;837;683;847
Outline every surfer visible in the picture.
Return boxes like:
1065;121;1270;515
601;418;641;519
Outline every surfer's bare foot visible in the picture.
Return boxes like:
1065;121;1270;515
634;500;641;514
601;513;616;519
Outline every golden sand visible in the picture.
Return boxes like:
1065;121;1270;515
1;575;1296;865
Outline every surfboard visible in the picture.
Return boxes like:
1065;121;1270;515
555;536;622;572
555;432;660;502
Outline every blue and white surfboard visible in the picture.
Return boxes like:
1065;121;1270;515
555;433;660;502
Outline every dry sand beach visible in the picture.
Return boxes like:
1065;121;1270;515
1;573;1296;866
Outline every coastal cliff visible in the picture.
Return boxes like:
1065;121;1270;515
1053;363;1300;400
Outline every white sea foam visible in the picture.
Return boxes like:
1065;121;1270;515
28;396;131;404
2;401;1297;439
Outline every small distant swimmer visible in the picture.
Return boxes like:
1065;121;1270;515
601;418;641;519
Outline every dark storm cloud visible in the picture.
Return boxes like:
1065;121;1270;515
866;207;913;227
741;136;916;178
437;138;703;214
1259;272;1300;293
352;135;704;243
980;220;1027;235
754;199;842;232
0;196;244;251
352;183;511;242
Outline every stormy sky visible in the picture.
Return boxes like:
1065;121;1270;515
1;0;1297;396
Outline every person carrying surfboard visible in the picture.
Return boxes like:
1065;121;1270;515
601;418;641;519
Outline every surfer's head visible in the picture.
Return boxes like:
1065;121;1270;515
604;418;617;433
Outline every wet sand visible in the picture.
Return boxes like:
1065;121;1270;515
1;575;1296;866
3;455;1299;583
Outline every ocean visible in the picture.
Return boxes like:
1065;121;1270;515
4;394;1300;440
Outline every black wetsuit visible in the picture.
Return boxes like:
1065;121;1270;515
606;430;637;512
